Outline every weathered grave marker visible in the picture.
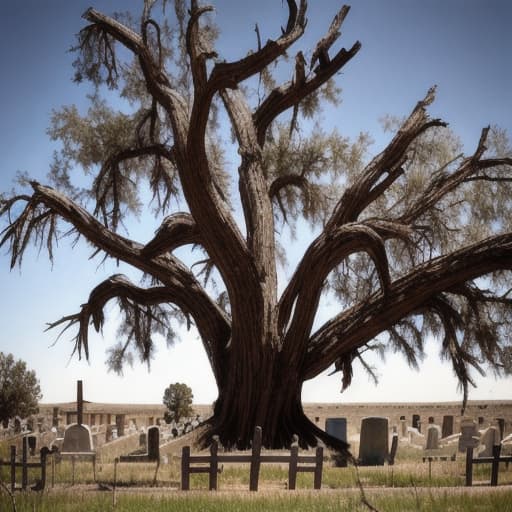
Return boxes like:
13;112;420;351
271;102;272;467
52;407;59;428
458;419;479;453
359;417;389;466
426;425;440;450
442;415;454;438
116;415;126;437
148;426;160;462
479;427;499;458
325;418;347;467
496;418;505;440
27;435;37;456
412;414;421;432
62;424;94;453
399;416;408;438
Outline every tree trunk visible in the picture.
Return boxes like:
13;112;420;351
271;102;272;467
200;344;350;454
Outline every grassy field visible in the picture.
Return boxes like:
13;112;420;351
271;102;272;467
1;487;512;512
2;424;512;511
1;445;512;511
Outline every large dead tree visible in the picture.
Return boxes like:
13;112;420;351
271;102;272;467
2;1;512;452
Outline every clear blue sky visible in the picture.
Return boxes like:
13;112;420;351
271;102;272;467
1;1;511;405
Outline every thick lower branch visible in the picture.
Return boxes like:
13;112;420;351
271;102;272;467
304;232;512;379
7;183;230;355
279;223;392;346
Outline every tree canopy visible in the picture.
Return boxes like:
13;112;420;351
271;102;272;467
1;0;511;450
163;382;194;424
0;352;42;424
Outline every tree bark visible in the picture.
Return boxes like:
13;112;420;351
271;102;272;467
201;342;349;453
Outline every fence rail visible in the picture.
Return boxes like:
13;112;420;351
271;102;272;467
0;437;56;491
465;444;512;486
181;426;323;491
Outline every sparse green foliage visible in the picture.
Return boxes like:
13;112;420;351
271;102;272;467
163;382;194;424
0;352;42;424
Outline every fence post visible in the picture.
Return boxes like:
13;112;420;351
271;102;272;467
288;440;299;490
181;446;191;491
465;447;473;487
40;448;48;490
22;436;28;490
491;444;502;486
209;436;219;490
249;426;262;492
10;445;16;492
51;452;55;488
113;458;118;509
314;446;323;490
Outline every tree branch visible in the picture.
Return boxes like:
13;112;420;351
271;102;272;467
209;0;307;91
279;222;392;359
254;6;361;146
186;2;217;92
303;231;512;380
46;273;226;381
401;127;512;223
82;9;189;150
328;87;446;227
93;143;175;229
142;212;201;258
1;183;231;357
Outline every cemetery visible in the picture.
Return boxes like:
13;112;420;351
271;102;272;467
1;382;511;505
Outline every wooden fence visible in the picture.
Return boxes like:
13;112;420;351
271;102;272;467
0;437;56;491
181;426;323;491
465;444;512;486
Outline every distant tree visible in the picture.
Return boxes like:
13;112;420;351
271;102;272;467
1;1;512;453
0;352;42;425
163;382;194;424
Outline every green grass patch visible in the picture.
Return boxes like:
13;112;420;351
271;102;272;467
1;489;512;512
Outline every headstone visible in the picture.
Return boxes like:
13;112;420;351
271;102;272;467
478;416;485;426
496;418;505;441
139;432;147;449
426;425;440;450
27;435;37;456
412;414;421;433
116;414;125;437
359;417;389;466
442;415;454;438
171;427;178;438
479;427;499;458
458;419;479;453
62;424;94;452
325;417;348;467
148;426;160;462
52;407;59;428
400;417;408;439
